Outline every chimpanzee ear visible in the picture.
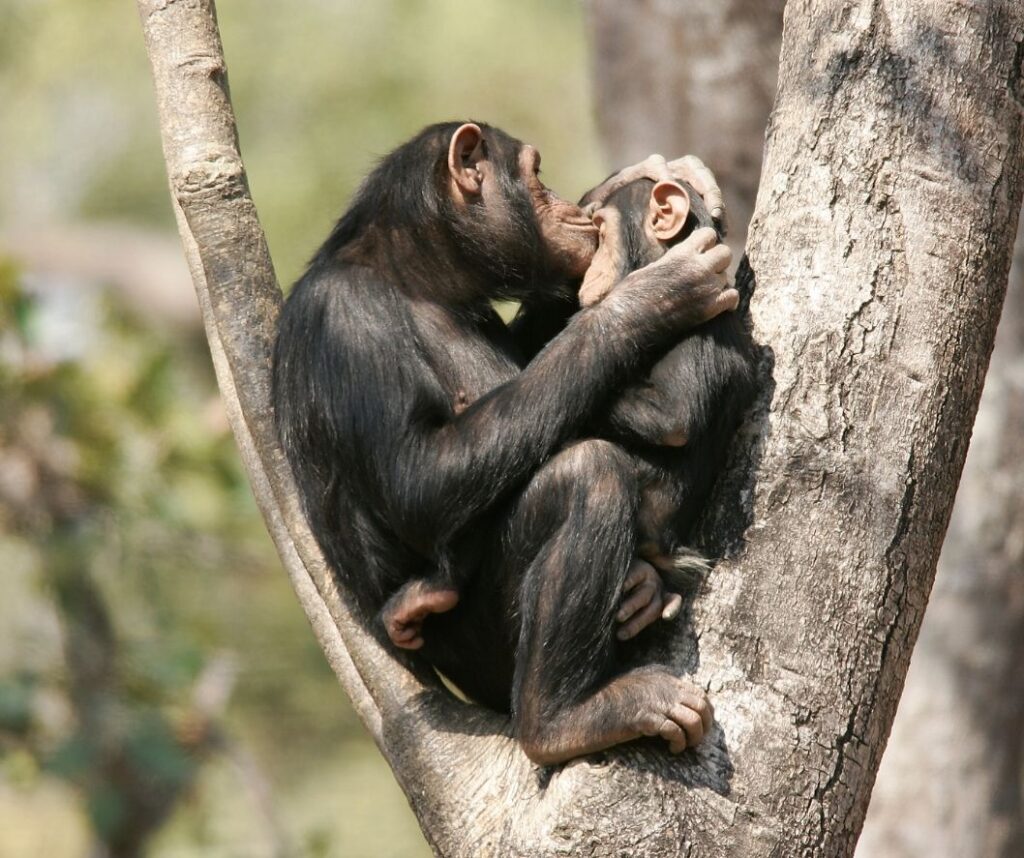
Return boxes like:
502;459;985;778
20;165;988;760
448;123;486;196
649;181;690;242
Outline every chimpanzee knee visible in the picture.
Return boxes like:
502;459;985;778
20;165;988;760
502;439;638;576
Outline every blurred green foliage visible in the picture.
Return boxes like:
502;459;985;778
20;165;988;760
2;0;603;288
1;0;603;855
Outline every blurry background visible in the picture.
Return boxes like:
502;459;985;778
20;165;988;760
0;1;602;855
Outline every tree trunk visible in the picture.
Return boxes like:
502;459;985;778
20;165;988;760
590;4;1024;850
856;226;1024;858
138;1;1024;855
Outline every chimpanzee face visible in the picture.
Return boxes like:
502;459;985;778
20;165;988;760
517;145;599;280
578;204;627;308
446;123;598;291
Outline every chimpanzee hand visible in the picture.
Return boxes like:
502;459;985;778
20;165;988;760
380;578;460;650
580;154;726;227
610;227;738;331
616;558;684;641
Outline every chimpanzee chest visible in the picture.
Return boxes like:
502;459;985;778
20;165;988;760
411;303;522;414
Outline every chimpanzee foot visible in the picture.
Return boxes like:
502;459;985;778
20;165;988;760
380;579;459;650
616;559;684;640
629;670;713;755
518;668;713;765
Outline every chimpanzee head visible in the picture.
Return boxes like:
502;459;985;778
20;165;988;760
318;121;598;303
578;178;720;307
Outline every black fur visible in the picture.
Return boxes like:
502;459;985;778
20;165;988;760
597;179;757;558
271;123;709;736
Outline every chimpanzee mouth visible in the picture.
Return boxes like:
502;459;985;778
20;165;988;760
564;219;599;233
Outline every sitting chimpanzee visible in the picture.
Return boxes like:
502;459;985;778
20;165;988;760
272;122;736;764
385;178;756;669
577;177;757;611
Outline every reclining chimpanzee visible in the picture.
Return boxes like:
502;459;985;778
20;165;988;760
272;122;739;764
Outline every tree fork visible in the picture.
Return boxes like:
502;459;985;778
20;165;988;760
139;0;1024;854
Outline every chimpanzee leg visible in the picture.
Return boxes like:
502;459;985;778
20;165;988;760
503;439;713;765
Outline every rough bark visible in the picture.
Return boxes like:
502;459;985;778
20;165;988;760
139;1;1024;855
856;225;1024;858
590;4;1024;851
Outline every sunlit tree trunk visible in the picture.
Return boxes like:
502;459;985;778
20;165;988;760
139;0;1024;854
856;234;1024;858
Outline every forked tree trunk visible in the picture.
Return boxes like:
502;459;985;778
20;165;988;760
138;1;1024;855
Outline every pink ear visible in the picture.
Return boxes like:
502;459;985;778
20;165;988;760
649;181;690;241
448;123;485;195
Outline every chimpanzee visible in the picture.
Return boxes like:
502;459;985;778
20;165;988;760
576;177;757;617
383;178;755;639
272;121;736;764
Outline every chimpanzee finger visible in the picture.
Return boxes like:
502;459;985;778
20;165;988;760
670;155;712;194
390;625;425;650
675;685;714;734
623;559;651;592
714;288;740;315
661;592;683;620
670;155;725;221
641;153;670;181
705;243;733;273
659;719;687;754
617;596;663;640
670;704;706;748
697;694;714;734
678;226;719;255
617;578;657;622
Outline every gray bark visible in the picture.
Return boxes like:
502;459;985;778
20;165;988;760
856;230;1024;858
590;4;1024;850
139;1;1024;855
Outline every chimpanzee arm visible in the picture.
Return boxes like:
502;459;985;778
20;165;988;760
598;379;687;447
600;315;756;448
385;236;737;551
